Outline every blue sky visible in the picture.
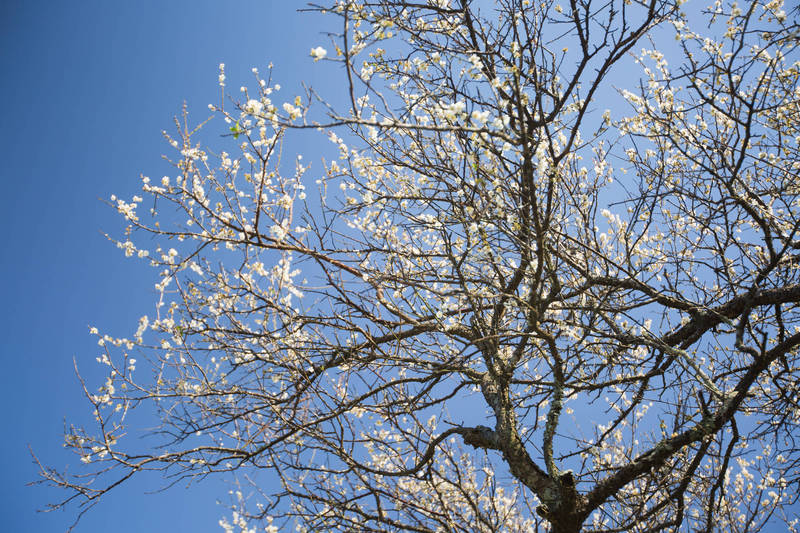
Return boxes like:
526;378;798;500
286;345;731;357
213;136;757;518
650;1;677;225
4;1;796;531
1;2;330;530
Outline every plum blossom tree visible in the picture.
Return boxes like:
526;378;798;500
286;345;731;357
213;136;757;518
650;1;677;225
40;0;800;531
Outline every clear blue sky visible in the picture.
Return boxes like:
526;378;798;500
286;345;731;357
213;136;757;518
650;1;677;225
5;2;795;532
0;2;330;531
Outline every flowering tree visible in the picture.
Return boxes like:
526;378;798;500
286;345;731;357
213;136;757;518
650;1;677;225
40;0;800;531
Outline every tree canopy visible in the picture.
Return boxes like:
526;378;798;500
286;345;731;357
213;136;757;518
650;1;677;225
41;1;800;531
